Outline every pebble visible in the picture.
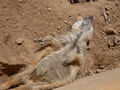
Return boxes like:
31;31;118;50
64;20;67;24
16;38;24;45
19;0;23;2
106;10;110;15
113;36;120;45
99;65;104;69
50;22;53;26
108;39;114;48
104;30;116;35
95;69;103;73
48;8;51;11
57;26;61;30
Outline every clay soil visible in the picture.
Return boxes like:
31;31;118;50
0;0;120;87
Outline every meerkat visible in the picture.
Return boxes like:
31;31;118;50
0;16;93;90
34;16;93;64
0;30;83;90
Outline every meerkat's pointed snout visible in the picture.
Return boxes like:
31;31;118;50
84;16;94;24
88;16;94;21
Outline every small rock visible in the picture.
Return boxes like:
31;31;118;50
116;2;120;7
16;38;24;45
64;20;67;24
95;69;103;73
99;65;104;69
106;10;110;15
68;15;72;17
50;22;53;26
105;7;109;11
57;26;61;30
113;36;120;45
4;33;10;44
104;24;116;35
6;17;9;21
19;0;23;2
108;39;114;48
48;8;51;11
104;30;115;35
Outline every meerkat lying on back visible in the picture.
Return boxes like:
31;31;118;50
34;16;93;64
0;29;83;90
0;16;94;90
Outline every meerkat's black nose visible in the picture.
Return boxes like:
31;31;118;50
88;16;94;21
84;16;94;24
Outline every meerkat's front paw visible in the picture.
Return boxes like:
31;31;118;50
33;38;45;43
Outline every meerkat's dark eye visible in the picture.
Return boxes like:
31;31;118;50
86;0;90;2
86;0;95;2
68;0;80;4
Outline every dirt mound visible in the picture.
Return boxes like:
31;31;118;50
0;0;120;86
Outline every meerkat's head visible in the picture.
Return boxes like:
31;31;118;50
83;16;93;26
80;16;94;33
72;16;93;32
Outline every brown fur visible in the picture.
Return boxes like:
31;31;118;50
32;46;54;65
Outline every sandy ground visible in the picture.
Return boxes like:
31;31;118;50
55;68;120;90
0;0;120;89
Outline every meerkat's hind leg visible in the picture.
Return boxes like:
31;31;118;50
10;83;33;90
0;69;29;90
32;77;74;90
12;71;79;90
63;52;81;66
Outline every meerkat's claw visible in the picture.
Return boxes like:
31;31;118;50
33;38;45;43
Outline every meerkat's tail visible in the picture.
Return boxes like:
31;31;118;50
13;66;80;90
0;71;26;90
0;66;35;90
11;75;76;90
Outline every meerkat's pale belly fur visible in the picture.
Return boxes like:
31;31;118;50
30;45;77;84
